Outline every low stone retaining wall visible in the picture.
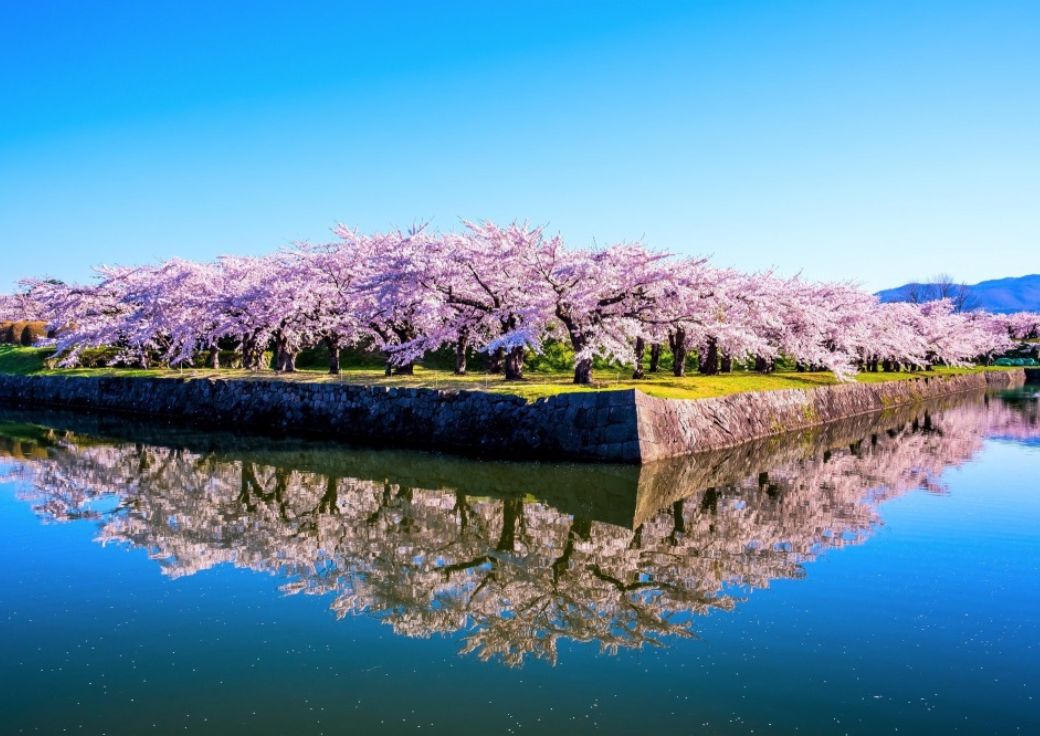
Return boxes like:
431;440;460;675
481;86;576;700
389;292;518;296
635;369;1025;461
0;374;642;462
0;369;1025;463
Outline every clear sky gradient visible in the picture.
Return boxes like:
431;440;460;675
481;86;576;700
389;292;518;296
1;1;1037;291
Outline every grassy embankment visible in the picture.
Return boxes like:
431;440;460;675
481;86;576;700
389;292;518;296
0;344;1008;402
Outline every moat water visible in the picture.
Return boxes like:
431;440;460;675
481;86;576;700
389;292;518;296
1;388;1038;735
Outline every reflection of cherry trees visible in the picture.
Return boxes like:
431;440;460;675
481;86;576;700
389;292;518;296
982;389;1039;440
2;391;1037;666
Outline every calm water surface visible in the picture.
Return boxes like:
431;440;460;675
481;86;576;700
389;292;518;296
1;389;1038;735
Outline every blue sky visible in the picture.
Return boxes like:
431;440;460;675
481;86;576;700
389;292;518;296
1;0;1037;292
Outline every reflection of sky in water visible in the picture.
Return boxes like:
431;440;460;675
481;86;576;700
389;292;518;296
0;388;1038;735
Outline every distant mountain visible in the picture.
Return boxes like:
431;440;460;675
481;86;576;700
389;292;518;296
877;274;1040;313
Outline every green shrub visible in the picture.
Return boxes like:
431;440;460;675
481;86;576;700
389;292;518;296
75;347;122;367
188;349;242;369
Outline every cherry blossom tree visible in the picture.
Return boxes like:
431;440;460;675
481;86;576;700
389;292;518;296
1003;311;1040;341
527;238;673;383
22;268;146;366
348;226;448;375
295;235;369;374
0;289;49;324
417;221;553;379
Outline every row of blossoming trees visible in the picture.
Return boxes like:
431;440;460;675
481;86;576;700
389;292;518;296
3;221;1039;383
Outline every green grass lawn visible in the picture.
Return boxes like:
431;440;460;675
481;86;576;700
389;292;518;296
0;344;1011;402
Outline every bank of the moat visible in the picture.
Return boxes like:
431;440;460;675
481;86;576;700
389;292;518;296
0;369;1026;463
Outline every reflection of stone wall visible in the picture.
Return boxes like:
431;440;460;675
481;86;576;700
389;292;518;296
632;395;973;525
0;369;1025;463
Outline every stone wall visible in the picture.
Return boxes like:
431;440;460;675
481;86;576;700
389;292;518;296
0;368;1024;463
635;368;1025;461
0;374;641;462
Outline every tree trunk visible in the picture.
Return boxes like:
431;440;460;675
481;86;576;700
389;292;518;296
324;337;341;375
670;329;687;377
272;334;295;372
242;336;263;371
318;475;339;515
649;343;661;373
208;346;220;370
276;334;300;372
272;338;284;371
573;357;593;384
454;336;468;375
698;336;719;375
668;500;686;545
395;362;415;375
754;355;773;373
720;352;732;373
558;311;593;385
632;337;646;379
488;346;504;374
504;346;524;381
496;498;523;552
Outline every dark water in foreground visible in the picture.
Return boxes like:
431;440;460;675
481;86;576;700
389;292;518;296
1;390;1038;736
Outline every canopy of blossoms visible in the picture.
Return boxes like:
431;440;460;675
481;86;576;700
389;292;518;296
5;220;1033;383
